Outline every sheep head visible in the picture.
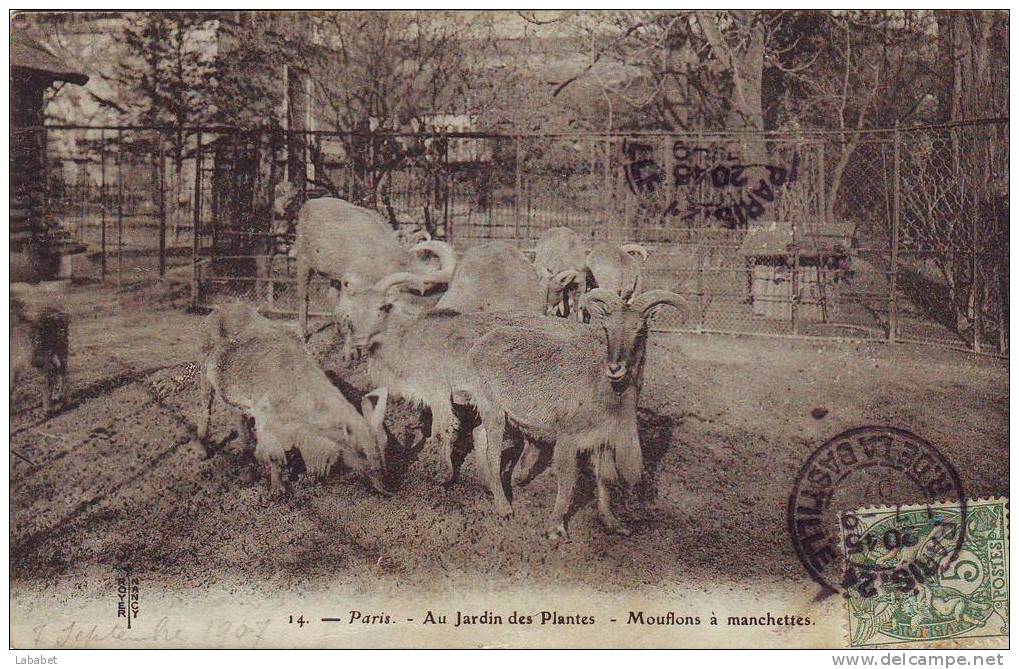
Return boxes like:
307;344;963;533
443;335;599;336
582;288;688;386
257;388;392;496
341;271;425;352
353;387;392;495
536;266;582;316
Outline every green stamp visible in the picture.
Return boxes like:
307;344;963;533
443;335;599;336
839;498;1008;648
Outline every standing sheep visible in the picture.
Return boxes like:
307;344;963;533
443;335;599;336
342;268;569;493
462;288;687;537
197;303;391;496
293;197;456;339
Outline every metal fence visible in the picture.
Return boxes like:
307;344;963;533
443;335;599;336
33;120;1008;355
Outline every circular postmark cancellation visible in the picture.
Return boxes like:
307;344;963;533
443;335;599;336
787;426;966;596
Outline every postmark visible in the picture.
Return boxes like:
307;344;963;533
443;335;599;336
788;426;966;595
840;498;1008;648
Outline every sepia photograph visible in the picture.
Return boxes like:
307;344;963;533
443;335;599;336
8;8;1010;653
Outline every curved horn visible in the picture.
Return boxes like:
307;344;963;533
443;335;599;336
581;287;625;319
409;229;431;243
372;271;426;296
619;243;649;262
553;269;579;287
411;240;457;285
628;289;688;320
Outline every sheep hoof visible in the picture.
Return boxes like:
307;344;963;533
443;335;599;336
494;500;514;519
438;462;458;488
603;520;632;537
546;524;569;542
193;440;213;460
226;439;251;456
511;466;537;487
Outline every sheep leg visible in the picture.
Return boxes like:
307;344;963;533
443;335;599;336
546;443;578;541
477;406;513;519
267;461;286;497
296;257;312;341
511;438;542;487
574;284;587;322
228;413;256;454
428;402;459;487
41;359;55;415
594;449;631;536
195;373;216;458
54;347;69;406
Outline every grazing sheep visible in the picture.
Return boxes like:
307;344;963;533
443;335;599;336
10;296;69;414
462;288;687;537
293;197;456;338
197;303;391;496
533;226;588;319
584;242;649;303
436;241;549;315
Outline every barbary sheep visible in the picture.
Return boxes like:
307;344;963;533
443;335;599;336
462;288;687;537
341;271;504;488
533;226;588;319
436;241;550;315
197;303;391;496
10;296;69;414
584;242;649;304
293;197;456;339
343;241;576;488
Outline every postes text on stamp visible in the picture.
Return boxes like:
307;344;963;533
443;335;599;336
840;498;1008;648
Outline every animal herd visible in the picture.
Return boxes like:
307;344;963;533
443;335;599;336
201;196;687;540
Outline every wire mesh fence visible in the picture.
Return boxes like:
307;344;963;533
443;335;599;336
31;120;1008;355
42;126;196;284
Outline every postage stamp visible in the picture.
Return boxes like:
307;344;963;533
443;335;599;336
839;498;1009;648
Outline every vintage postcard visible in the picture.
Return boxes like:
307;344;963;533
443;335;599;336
8;9;1009;652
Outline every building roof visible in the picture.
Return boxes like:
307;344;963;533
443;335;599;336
740;221;854;258
11;32;89;85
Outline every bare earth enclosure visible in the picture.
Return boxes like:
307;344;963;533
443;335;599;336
10;281;1008;602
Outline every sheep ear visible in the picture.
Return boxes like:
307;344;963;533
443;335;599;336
619;243;649;261
327;282;341;302
362;387;389;433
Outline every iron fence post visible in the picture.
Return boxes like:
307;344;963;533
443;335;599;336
191;129;203;310
514;135;522;243
696;244;705;334
100;129;107;282
971;133;983;354
443;130;451;241
158;131;167;278
791;223;800;336
889;124;900;343
818;139;827;221
116;128;124;286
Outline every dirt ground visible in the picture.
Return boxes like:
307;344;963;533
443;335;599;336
9;280;1009;598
